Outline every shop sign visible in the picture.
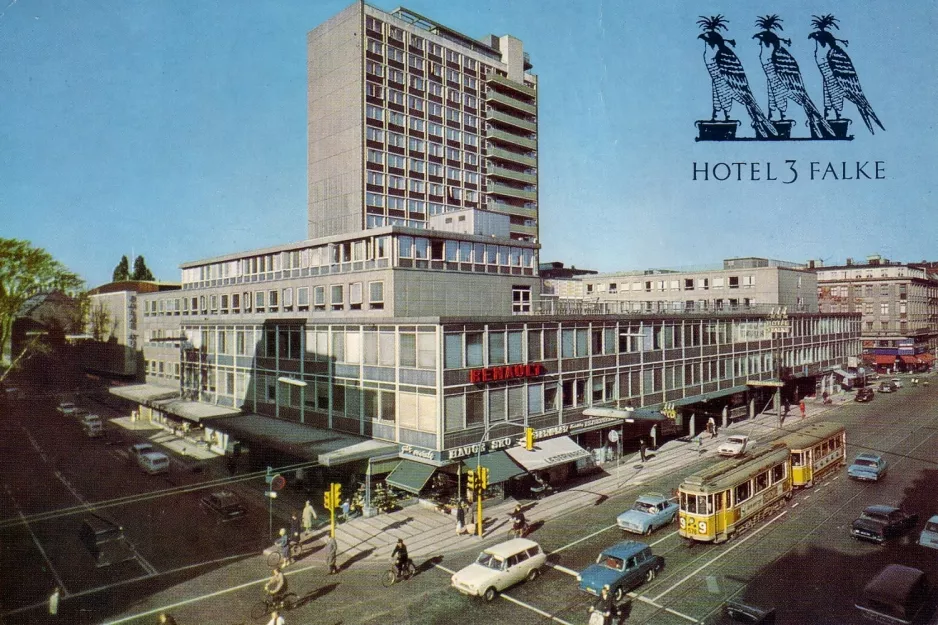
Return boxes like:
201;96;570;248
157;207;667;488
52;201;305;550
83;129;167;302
445;436;514;461
469;363;544;384
400;444;440;462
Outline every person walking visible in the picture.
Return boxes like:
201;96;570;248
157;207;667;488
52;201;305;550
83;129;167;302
325;535;338;574
48;587;60;617
302;500;317;535
455;500;466;535
639;439;648;462
340;498;351;521
707;417;716;438
799;399;806;421
289;512;302;545
465;500;476;536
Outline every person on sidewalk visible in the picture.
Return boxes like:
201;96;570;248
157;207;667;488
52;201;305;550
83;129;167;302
302;500;317;535
639;439;648;462
466;500;476;536
340;499;351;521
707;417;716;438
799;400;806;420
455;500;466;535
325;535;338;574
783;398;791;417
290;512;302;545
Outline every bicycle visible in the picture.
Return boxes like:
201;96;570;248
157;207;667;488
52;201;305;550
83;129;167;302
382;559;416;586
508;521;528;540
250;592;298;620
266;540;303;568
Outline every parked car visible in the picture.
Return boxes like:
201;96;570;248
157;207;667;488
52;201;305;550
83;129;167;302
856;564;933;625
854;387;875;402
890;378;904;389
848;453;888;481
577;540;664;601
917;515;938;550
137;452;170;475
851;505;918;544
82;415;104;438
616;493;678;535
451;538;546;601
57;401;79;415
717;435;754;457
878;381;898;393
200;490;247;522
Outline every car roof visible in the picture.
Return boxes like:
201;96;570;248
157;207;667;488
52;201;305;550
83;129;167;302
132;443;154;450
854;453;882;461
864;505;900;515
208;490;238;500
601;540;649;558
484;538;539;558
141;451;169;460
636;493;669;504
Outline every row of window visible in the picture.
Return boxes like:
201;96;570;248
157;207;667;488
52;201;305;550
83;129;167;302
587;275;760;294
826;284;909;298
680;462;787;514
366;37;484;90
365;16;495;68
365;106;483;145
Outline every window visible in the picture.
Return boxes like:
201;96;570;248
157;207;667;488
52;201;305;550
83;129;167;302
407;96;425;112
366;105;384;122
268;290;279;311
330;285;344;311
349;282;363;310
282;287;293;309
297;287;309;309
388;154;405;169
512;286;531;313
254;291;265;312
367;149;384;165
314;286;325;310
369;281;384;309
388;111;405;126
409;117;425;132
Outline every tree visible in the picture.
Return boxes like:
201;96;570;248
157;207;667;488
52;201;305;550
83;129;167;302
0;238;84;362
88;300;113;342
131;255;155;281
112;255;130;282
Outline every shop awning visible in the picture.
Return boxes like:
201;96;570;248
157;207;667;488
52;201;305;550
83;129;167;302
462;451;526;484
832;368;856;379
874;355;897;365
919;353;935;363
505;436;591;472
900;355;921;365
368;456;403;475
583;407;667;422
385;459;436;494
151;397;240;422
318;439;400;467
109;383;179;404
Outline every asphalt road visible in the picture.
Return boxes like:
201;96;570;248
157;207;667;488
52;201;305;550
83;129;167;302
3;379;938;624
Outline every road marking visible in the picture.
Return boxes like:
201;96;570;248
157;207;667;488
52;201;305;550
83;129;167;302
791;502;800;508
3;484;69;595
546;562;579;576
653;510;788;602
549;523;617;554
626;591;701;623
498;593;575;625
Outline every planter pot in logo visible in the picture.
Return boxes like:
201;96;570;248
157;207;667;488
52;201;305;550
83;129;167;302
771;120;794;139
695;120;738;141
827;118;852;139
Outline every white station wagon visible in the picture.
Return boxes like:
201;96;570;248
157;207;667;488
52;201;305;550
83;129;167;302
451;538;546;601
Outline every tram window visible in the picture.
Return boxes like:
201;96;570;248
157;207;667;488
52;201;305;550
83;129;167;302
772;464;785;483
791;452;802;467
714;492;724;511
701;495;713;514
755;471;768;492
685;494;697;514
735;482;751;502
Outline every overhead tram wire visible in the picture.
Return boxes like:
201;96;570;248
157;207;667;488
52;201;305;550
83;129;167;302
0;459;322;530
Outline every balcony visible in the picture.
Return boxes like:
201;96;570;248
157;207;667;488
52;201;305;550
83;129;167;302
486;201;537;219
486;164;536;185
486;146;536;168
511;223;537;237
487;128;536;151
487;182;536;202
485;90;536;116
487;74;536;99
486;108;537;133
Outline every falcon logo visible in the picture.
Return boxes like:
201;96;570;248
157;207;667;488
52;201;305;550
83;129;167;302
695;14;883;141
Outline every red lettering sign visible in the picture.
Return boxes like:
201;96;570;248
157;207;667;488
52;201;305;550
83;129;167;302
468;363;545;384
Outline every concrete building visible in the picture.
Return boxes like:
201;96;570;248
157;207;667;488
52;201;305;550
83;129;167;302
814;255;938;372
307;4;538;243
545;257;817;314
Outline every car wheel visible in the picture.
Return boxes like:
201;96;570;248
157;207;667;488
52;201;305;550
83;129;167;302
614;586;624;602
644;525;653;536
527;567;540;582
646;568;657;583
484;587;497;602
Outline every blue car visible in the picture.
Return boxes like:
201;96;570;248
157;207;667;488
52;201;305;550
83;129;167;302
848;453;887;481
616;493;678;535
576;540;664;601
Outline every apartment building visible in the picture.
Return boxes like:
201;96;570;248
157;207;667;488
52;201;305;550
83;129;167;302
815;255;938;371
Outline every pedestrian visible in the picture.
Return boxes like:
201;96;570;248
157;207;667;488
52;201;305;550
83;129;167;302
325;534;338;574
340;498;351;521
639;439;647;463
266;610;285;625
302;500;317;535
799;400;806;420
465;500;476;535
48;587;60;616
707;417;716;438
455;500;466;535
783;398;791;416
290;511;302;544
157;613;178;625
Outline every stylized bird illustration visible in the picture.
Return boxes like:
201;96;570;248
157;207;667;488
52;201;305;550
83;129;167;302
753;15;835;138
697;15;777;138
808;14;884;134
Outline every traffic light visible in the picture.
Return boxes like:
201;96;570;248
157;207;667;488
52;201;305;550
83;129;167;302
478;466;489;490
324;490;334;510
331;482;342;506
525;427;535;451
466;469;476;491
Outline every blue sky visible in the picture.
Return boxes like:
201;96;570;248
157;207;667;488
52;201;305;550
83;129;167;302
1;0;935;287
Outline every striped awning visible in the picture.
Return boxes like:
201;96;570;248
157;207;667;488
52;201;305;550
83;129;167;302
873;355;897;365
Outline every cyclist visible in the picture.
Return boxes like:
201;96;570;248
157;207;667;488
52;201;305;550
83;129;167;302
274;528;291;566
509;505;527;536
266;610;285;625
265;565;288;605
391;538;409;577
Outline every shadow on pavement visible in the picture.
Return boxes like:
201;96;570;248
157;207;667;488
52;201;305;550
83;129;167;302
298;581;340;607
417;555;444;575
382;516;414;532
338;547;374;572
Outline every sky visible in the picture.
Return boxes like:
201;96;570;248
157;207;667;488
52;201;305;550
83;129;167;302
1;0;935;287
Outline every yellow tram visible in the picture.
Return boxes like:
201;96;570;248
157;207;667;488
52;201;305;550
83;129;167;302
678;444;791;544
778;421;846;488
